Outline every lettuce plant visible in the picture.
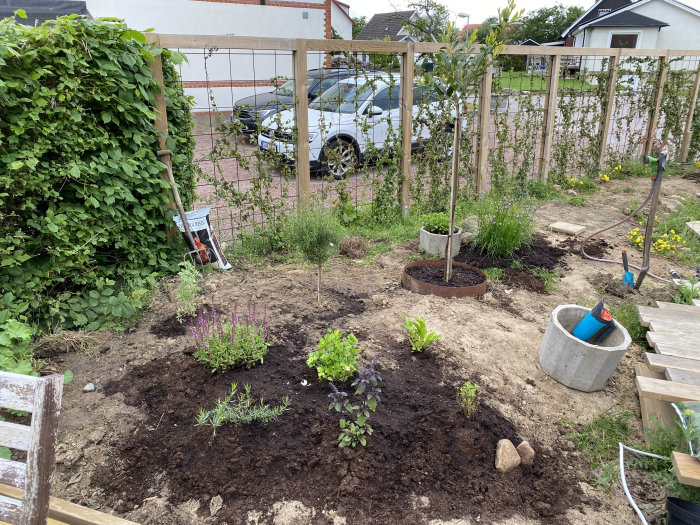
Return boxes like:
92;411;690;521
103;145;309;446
402;315;441;352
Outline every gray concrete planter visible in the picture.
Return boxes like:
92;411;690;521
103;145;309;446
419;227;462;258
538;304;631;392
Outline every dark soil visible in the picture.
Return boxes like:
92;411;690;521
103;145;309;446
560;237;612;259
503;268;547;293
95;321;584;524
149;313;189;338
456;235;568;272
682;171;700;183
404;264;485;288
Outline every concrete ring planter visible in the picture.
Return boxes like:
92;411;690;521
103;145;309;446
419;227;462;258
538;304;631;392
402;259;487;298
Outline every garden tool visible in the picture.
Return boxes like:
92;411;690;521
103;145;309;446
634;143;668;290
572;299;615;344
621;250;634;288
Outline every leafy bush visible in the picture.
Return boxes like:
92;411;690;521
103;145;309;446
0;313;36;375
307;329;361;382
192;304;269;373
195;383;290;437
476;195;535;257
420;212;450;235
456;381;481;419
672;277;700;305
0;15;196;329
175;261;201;322
402;315;441;352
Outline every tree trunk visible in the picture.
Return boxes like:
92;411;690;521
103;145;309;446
444;100;462;283
317;264;322;304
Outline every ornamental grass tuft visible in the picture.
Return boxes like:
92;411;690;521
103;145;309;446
476;196;535;257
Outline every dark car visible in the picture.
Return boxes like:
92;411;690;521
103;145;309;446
230;68;358;133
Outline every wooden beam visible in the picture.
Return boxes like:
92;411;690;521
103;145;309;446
638;305;700;327
672;451;700;488
636;363;677;431
399;42;415;214
646;353;700;373
475;65;493;198
598;54;620;169
656;301;700;311
647;331;700;350
0;422;31;451
644;55;669;156
666;367;700;386
539;55;561;183
293;39;310;208
680;61;700;162
152;34;297;51
636;375;700;402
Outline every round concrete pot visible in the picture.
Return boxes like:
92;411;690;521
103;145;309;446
419;227;462;258
538;304;631;392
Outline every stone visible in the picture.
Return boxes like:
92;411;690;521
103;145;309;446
210;495;223;516
687;221;700;240
516;441;535;467
495;439;521;473
461;215;479;233
672;278;700;291
552;184;562;191
548;222;586;236
623;207;632;216
566;189;577;197
83;383;95;393
664;198;682;213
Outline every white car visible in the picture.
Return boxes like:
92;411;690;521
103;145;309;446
257;75;439;179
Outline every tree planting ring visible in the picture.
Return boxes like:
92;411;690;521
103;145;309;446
402;259;487;298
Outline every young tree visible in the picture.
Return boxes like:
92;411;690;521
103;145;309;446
512;4;584;44
401;0;450;42
352;16;367;39
421;0;522;282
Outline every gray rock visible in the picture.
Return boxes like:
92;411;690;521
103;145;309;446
566;189;577;197
461;215;479;234
664;198;682;213
516;441;535;467
210;495;223;516
549;222;586;236
83;383;96;393
495;439;521;473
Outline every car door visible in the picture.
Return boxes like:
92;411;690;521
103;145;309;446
362;83;400;154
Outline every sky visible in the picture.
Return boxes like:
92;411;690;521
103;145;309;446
348;0;700;25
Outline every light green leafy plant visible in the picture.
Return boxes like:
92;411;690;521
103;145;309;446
530;267;559;294
484;267;506;282
175;261;201;322
457;381;481;419
307;329;361;382
672;277;700;305
402;315;441;353
0;312;37;376
195;383;290;437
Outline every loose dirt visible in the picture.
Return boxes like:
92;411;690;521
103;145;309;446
404;264;486;288
46;172;700;524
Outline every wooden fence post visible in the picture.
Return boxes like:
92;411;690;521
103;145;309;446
680;61;700;162
475;65;493;198
293;39;311;208
598;53;620;169
147;34;176;241
539;54;561;183
399;42;414;214
644;55;668;157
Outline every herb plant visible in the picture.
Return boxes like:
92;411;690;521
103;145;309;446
476;196;535;257
402;315;441;353
0;313;36;376
195;382;290;437
328;355;382;447
672;277;700;305
192;303;269;373
457;381;481;419
421;213;450;235
175;261;201;322
307;329;361;382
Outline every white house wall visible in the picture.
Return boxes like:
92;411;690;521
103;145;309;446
634;0;700;50
331;2;352;40
579;26;659;72
86;0;329;111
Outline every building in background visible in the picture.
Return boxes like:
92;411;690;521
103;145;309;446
0;0;90;25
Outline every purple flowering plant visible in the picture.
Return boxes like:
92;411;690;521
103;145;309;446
192;302;269;373
476;195;536;257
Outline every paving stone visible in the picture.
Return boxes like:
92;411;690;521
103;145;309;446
687;221;700;240
672;278;700;290
549;222;586;236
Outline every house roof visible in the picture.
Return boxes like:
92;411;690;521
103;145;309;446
519;38;540;46
458;23;482;37
561;0;632;38
0;0;90;25
581;10;668;29
354;10;416;41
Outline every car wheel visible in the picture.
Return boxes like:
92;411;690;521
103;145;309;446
321;139;357;180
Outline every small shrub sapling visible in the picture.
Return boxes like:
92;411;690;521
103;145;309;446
307;329;361;382
402;315;441;353
175;261;201;322
421;212;451;235
192;303;269;373
457;381;481;419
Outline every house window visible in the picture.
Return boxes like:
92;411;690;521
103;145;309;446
610;33;638;48
598;9;611;16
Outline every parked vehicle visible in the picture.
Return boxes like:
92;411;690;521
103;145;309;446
230;68;357;134
257;74;440;179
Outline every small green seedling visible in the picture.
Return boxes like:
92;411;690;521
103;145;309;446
402;315;441;353
175;261;200;322
457;381;481;419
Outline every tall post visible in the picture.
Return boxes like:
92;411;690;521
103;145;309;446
475;65;493;198
399;42;415;214
598;53;620;169
293;39;311;208
644;55;668;157
681;61;700;162
539;54;561;183
444;111;462;283
147;34;176;241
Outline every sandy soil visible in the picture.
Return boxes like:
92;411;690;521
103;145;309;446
44;171;699;524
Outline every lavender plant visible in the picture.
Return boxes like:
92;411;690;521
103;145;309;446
191;303;269;373
328;355;382;448
476;196;535;257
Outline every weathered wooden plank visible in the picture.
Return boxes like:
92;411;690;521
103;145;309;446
646;353;700;373
666;367;700;386
672;451;700;487
476;65;493;197
0;423;31;452
150;33;297;51
644;56;669;157
0;484;139;525
598;54;620;169
539;55;561;183
0;373;36;413
680;62;700;163
653;343;700;360
293;39;310;208
399;43;414;213
647;331;700;350
0;493;22;524
636;375;700;402
655;301;700;313
0;460;25;490
636;363;677;431
647;319;700;335
638;305;700;327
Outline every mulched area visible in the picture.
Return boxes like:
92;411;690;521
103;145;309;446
455;235;568;272
560;237;613;259
404;264;485;288
682;171;700;183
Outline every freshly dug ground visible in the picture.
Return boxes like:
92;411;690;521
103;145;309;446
46;173;699;525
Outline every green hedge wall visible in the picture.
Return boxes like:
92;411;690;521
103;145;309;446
0;15;196;329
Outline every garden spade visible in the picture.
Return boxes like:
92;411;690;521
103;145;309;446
621;250;634;288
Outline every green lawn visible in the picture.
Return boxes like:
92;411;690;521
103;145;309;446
496;71;596;92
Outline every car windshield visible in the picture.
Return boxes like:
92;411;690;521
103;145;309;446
274;79;310;96
309;81;375;113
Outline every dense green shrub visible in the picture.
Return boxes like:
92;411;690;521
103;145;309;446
0;15;196;328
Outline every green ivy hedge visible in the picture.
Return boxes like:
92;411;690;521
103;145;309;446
0;15;196;329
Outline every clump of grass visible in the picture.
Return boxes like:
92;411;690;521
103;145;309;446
568;195;588;207
530;267;558;293
175;261;201;322
476;195;535;257
608;302;648;345
456;381;481;419
338;235;369;259
484;267;505;282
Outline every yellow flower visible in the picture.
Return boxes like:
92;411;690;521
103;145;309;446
670;229;675;234
616;165;621;171
579;180;583;185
